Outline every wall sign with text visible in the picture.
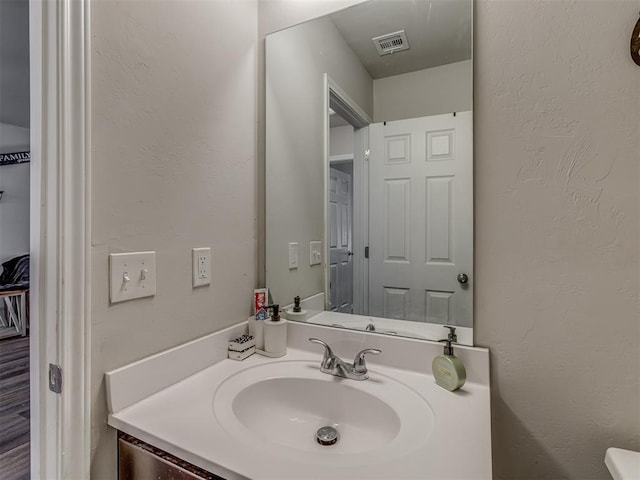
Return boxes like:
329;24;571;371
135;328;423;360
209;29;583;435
0;151;30;166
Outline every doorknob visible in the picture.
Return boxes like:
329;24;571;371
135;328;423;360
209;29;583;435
457;273;469;284
347;251;354;256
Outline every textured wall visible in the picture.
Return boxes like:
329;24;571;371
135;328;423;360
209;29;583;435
474;1;639;478
90;1;258;477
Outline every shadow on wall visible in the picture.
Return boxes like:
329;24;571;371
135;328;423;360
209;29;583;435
490;393;569;480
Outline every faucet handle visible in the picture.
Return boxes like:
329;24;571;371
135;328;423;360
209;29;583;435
353;348;381;374
309;338;336;369
309;337;332;352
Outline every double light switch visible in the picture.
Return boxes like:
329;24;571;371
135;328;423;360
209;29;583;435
109;251;157;303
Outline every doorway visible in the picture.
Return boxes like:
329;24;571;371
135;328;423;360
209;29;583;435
328;157;354;313
3;0;92;477
0;0;32;476
324;77;473;329
368;113;473;325
324;77;371;317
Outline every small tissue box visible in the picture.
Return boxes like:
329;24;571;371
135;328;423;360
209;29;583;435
228;334;256;361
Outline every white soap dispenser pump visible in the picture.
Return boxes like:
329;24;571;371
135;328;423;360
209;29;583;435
263;304;287;358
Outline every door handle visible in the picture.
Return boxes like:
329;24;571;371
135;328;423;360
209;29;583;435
457;273;469;284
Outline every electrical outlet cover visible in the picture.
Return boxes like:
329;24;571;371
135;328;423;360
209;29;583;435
192;247;211;287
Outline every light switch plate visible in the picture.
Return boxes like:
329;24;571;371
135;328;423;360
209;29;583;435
192;247;211;287
288;242;299;269
109;251;156;303
309;241;322;266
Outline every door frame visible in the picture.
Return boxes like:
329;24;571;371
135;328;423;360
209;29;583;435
322;75;371;314
352;126;369;315
29;0;91;477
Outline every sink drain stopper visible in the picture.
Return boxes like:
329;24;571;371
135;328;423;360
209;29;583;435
316;426;339;446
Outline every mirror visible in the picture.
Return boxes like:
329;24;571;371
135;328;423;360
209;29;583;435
265;0;473;344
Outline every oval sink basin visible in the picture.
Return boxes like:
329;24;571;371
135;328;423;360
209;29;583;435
232;377;400;454
213;360;434;466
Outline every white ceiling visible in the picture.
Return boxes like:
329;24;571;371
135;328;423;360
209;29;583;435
329;0;472;79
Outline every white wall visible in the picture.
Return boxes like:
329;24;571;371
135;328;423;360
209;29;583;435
260;1;640;479
0;122;30;265
0;122;29;151
264;14;372;305
0;163;29;265
0;0;30;127
373;60;472;122
89;1;258;477
258;0;366;41
257;0;367;287
329;125;354;157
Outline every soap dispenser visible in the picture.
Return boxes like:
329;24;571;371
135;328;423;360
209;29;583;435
263;304;287;358
432;326;466;391
284;296;307;321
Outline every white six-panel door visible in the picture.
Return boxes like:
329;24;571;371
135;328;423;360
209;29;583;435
368;112;473;326
329;167;354;313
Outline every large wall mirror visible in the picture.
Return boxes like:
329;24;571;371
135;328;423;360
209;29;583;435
265;0;474;344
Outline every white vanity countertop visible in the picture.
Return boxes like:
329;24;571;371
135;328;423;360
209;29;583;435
106;321;492;480
605;448;640;480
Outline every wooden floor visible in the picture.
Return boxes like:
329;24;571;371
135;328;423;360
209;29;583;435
0;335;30;480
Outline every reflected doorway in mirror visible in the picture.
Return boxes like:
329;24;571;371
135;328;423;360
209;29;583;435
368;112;473;327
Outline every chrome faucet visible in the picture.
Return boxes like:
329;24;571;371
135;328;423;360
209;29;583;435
308;338;381;381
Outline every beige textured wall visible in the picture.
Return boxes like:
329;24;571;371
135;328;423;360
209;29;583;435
89;1;258;478
474;1;639;478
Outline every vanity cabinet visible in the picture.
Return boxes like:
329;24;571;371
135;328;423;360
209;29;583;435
118;433;224;480
107;322;492;479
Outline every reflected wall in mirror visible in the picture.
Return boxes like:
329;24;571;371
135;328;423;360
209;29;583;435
266;0;473;344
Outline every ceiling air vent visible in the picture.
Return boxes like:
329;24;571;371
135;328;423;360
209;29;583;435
372;30;410;56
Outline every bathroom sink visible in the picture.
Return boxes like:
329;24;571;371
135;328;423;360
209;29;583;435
213;360;435;465
229;377;400;453
107;323;492;479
